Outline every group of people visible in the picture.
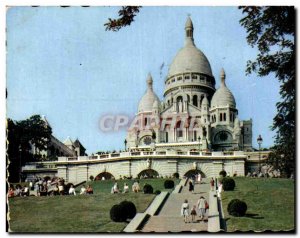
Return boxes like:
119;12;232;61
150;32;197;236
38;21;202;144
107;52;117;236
8;184;29;198
111;181;140;193
181;196;209;223
8;176;95;197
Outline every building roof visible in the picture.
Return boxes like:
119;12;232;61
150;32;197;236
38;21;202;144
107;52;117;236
211;69;236;109
74;138;86;150
63;136;74;146
168;17;213;77
138;73;160;113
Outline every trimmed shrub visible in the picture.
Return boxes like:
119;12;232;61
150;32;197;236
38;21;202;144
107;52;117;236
222;177;236;191
110;204;127;222
119;201;137;219
164;180;175;189
227;199;247;217
89;175;94;181
143;184;153;194
155;190;161;195
173;172;179;179
219;170;227;177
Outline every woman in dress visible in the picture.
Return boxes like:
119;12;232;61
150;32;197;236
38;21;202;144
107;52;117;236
181;199;190;223
197;196;207;220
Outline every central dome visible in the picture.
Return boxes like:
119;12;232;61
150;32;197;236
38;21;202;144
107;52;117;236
168;45;213;77
168;17;213;77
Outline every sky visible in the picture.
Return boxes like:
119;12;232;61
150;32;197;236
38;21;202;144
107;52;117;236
6;6;281;154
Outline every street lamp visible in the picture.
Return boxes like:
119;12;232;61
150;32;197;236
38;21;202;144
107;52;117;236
124;139;127;151
198;136;201;153
257;134;263;174
19;145;22;182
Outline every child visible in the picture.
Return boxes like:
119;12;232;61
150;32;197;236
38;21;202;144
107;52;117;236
190;205;197;223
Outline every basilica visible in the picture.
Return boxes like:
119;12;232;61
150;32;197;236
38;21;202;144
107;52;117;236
126;17;253;152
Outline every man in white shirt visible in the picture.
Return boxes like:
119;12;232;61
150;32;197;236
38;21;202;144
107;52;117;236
69;185;76;196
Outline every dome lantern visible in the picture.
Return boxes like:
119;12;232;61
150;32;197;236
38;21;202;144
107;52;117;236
185;16;194;46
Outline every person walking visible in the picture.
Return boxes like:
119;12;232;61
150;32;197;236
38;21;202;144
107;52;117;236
190;205;197;223
210;177;215;191
181;199;190;223
188;180;194;193
197;196;207;220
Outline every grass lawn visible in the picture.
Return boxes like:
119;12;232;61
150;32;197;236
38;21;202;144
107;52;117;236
221;177;295;232
8;178;179;232
83;178;180;194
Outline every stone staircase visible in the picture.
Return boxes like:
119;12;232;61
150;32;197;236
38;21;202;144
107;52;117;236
142;179;210;232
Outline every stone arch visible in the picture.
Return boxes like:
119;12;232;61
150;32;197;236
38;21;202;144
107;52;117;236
180;162;210;178
184;169;206;178
95;172;115;180
133;160;164;178
137;169;159;178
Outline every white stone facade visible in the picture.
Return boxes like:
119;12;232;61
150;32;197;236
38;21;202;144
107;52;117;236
126;17;252;152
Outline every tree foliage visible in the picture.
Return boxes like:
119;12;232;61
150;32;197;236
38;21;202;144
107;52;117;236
104;6;141;31
239;6;295;177
6;115;52;182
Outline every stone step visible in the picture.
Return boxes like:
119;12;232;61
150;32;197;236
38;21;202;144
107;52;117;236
142;216;208;232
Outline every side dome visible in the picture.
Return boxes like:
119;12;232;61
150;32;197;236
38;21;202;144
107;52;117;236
138;74;160;113
168;17;213;77
211;69;236;108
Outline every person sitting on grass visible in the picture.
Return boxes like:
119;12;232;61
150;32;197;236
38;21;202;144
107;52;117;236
53;185;59;196
8;186;15;198
22;185;29;197
123;183;129;193
86;185;93;194
69;185;76;196
80;186;86;195
132;181;140;193
58;183;64;195
112;182;120;193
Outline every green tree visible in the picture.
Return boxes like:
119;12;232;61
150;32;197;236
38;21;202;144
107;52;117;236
104;6;141;31
6;115;52;182
239;6;295;177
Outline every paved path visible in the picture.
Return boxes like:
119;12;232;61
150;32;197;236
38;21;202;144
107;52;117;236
142;178;210;232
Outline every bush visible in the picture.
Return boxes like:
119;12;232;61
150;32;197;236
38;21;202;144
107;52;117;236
155;190;161;195
110;204;127;222
119;201;137;219
173;172;179;179
222;177;236;191
143;184;153;194
227;199;247;217
164;180;175;189
89;175;94;181
219;170;227;177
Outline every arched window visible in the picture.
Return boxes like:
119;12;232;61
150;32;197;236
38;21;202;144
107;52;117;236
193;95;198;107
223;113;226;121
144;117;148;126
176;121;183;138
165;132;168;143
220;113;223;121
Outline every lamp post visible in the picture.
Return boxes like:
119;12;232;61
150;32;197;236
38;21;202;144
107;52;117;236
124;139;127;151
257;135;263;174
198;136;201;153
19;145;22;182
